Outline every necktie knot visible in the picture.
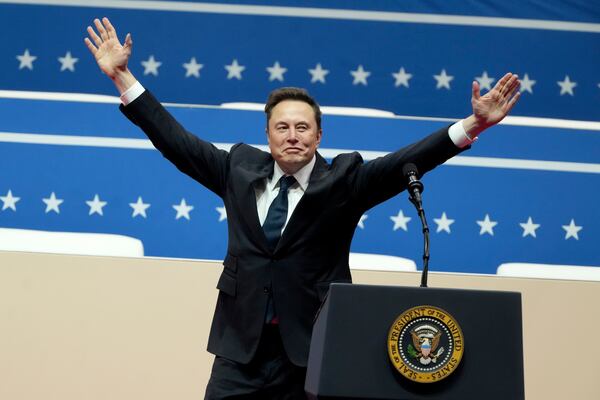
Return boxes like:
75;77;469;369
279;175;296;193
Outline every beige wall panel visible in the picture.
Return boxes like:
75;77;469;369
1;251;598;399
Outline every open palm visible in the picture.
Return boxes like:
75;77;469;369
85;18;132;78
471;73;520;128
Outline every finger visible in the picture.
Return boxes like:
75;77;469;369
83;37;98;55
504;92;521;115
472;80;481;100
124;33;132;49
502;76;520;99
103;17;118;40
500;74;519;97
87;25;103;47
94;18;109;41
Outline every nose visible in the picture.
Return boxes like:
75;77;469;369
286;129;299;143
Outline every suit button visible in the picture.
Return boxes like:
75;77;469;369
263;286;270;294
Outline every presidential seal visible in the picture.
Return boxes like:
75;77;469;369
387;305;464;383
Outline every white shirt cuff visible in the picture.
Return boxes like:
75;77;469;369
120;81;145;105
448;120;477;148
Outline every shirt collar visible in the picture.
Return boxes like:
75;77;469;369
270;156;316;192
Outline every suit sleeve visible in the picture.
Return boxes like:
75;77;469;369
119;90;231;197
349;126;469;210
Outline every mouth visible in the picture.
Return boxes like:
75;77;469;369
284;147;303;153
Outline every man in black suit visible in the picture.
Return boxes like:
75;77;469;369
85;17;520;399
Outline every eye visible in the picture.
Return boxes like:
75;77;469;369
297;124;308;132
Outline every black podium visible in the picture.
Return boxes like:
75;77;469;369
305;283;524;400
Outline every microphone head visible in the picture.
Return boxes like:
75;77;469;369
402;163;419;178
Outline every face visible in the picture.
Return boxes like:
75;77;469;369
267;100;322;175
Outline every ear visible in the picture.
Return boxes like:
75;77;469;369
265;126;271;144
315;128;323;147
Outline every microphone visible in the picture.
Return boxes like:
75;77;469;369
402;163;424;208
402;163;430;288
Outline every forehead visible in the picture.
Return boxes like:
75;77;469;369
269;100;316;124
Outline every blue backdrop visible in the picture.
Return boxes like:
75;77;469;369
0;1;598;273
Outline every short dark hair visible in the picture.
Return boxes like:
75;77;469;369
264;87;322;129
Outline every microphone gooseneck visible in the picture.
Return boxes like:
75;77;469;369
402;163;430;288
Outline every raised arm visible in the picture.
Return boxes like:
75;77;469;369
84;17;137;95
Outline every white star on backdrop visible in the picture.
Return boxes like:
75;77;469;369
216;206;227;222
390;210;411;231
173;198;194;220
433;69;454;90
433;212;455;234
58;51;78;72
267;61;287;82
17;49;37;70
1;189;20;211
475;71;495;91
392;67;412;88
129;196;150;218
358;214;368;229
86;194;107;216
562;219;582;240
476;214;497;236
519;217;540;238
519;73;536;94
225;59;245;80
42;192;63;214
182;57;203;78
557;75;577;96
308;63;329;84
350;65;370;86
141;55;162;76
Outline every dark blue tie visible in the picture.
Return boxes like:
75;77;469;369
262;175;296;251
263;175;295;323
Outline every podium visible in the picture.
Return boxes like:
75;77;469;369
305;283;524;400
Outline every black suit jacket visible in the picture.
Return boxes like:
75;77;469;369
121;90;467;366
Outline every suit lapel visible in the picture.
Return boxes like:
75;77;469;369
234;160;274;253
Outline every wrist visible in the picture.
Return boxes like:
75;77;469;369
110;68;137;95
462;115;490;140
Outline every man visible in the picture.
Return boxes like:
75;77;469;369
85;17;520;399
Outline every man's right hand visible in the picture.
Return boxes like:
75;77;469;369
84;17;137;95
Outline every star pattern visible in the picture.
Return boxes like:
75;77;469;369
1;190;20;211
141;55;162;76
183;57;204;78
392;67;412;88
17;49;37;70
43;192;64;214
390;210;411;231
433;212;455;234
433;69;454;90
267;61;287;82
477;214;498;236
11;48;600;98
86;194;107;216
225;59;245;80
58;51;78;72
519;217;540;238
173;198;194;220
216;206;227;222
308;63;329;84
557;75;577;96
562;219;582;240
358;214;368;229
519;73;536;94
350;65;370;86
475;71;495;91
129;196;150;218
